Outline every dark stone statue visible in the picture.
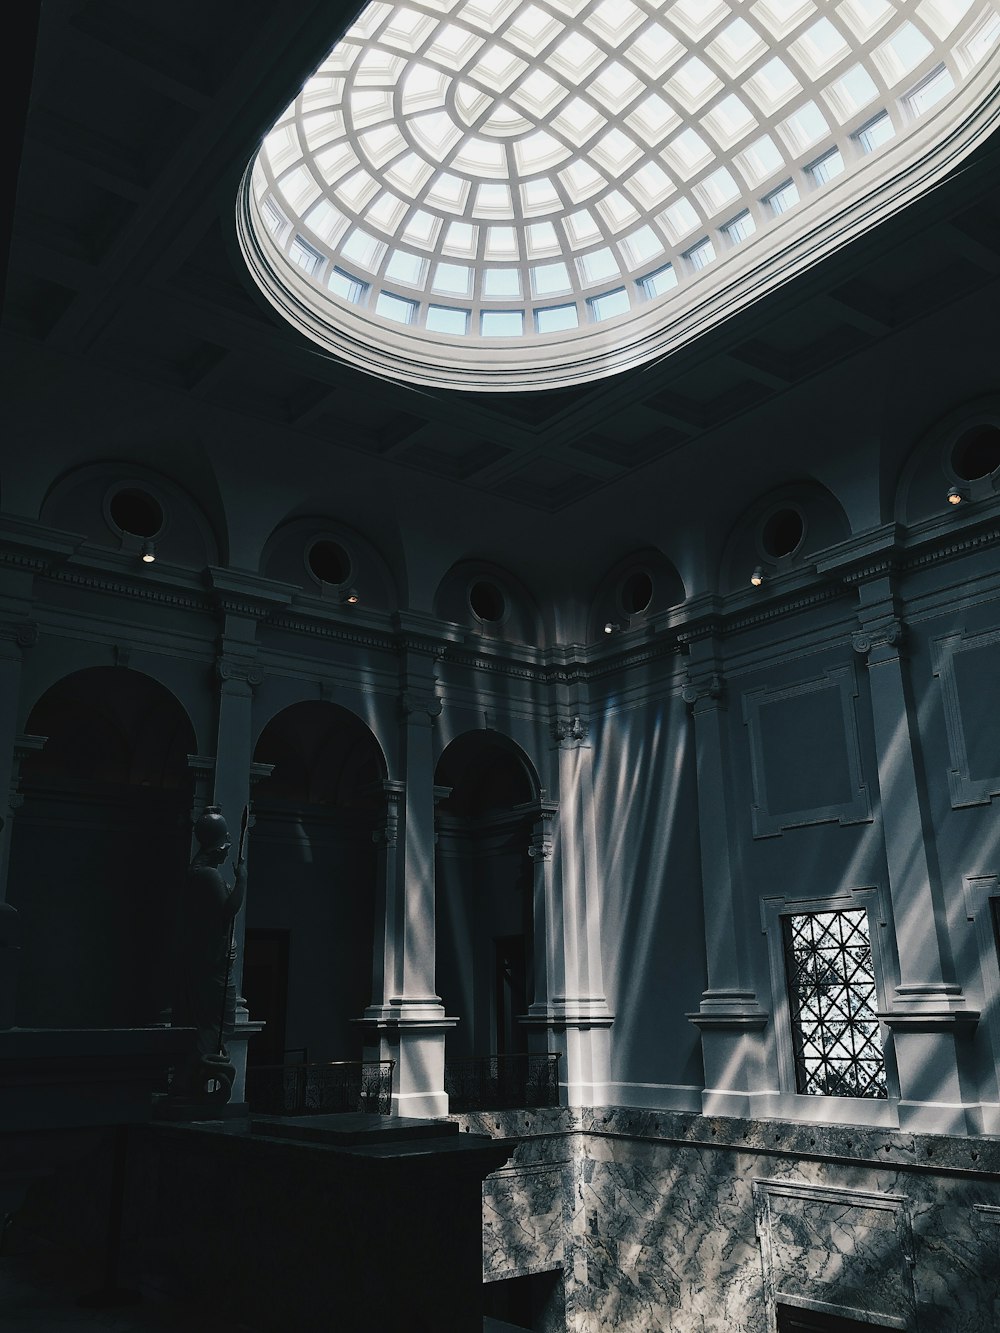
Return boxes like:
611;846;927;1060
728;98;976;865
170;805;246;1104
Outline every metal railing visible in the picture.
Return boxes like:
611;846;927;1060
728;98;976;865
246;1060;394;1116
444;1053;561;1112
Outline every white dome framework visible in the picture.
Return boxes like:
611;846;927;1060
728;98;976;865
239;0;1000;390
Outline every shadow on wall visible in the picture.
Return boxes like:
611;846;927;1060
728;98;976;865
435;730;538;1063
9;666;196;1027
248;701;387;1062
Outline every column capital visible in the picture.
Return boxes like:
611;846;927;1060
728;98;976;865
551;714;588;746
0;620;39;661
215;653;265;692
400;687;441;722
852;617;906;660
682;670;725;709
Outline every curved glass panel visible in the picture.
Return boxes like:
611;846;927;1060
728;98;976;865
239;0;1000;389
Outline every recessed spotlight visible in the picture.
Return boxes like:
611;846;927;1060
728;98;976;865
750;566;764;587
140;541;156;563
340;587;359;604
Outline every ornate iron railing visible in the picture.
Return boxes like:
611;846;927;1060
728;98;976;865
246;1060;394;1115
444;1053;561;1112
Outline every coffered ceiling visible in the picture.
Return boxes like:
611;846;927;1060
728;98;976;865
5;0;1000;515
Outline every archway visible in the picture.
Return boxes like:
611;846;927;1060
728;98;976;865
434;731;538;1063
9;667;196;1027
248;701;385;1066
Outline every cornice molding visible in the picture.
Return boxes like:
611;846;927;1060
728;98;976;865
204;566;298;618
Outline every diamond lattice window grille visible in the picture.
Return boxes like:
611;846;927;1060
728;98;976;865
782;908;887;1098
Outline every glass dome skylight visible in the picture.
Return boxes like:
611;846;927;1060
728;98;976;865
239;0;1000;390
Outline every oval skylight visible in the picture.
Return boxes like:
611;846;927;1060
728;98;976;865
239;0;1000;390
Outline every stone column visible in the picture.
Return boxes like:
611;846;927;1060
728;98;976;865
683;647;770;1117
852;588;978;1132
545;715;613;1107
358;637;455;1117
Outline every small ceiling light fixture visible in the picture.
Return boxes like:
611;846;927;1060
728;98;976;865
140;540;156;563
340;587;360;605
603;621;619;635
750;566;764;587
946;485;968;506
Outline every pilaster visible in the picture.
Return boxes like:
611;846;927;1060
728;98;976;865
203;568;295;1103
519;798;560;1057
682;639;770;1117
851;580;979;1132
545;712;614;1107
357;628;455;1117
0;622;39;903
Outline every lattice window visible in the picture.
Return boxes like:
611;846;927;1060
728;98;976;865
782;908;887;1098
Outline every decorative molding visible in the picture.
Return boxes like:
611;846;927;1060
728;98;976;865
551;715;588;746
932;626;1000;809
743;664;871;838
852;617;905;657
400;687;442;720
0;621;39;659
203;567;297;620
687;987;769;1031
215;655;265;690
754;1179;917;1332
681;671;724;707
114;642;132;669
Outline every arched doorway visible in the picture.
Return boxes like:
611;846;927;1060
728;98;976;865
248;701;385;1065
434;731;538;1063
9;667;196;1027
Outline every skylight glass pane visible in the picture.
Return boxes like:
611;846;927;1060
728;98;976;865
376;291;418;323
289;236;322;274
535;304;580;332
660;196;701;241
483;268;522;297
578;248;620;284
808;147;846;183
723;211;756;243
857;112;896;151
384;250;426;285
426;304;470;334
638;263;678;297
765;180;800;213
588;287;630;320
341;228;385;271
532;262;571;295
621;225;664;267
687;238;717;269
328;268;369;302
432;262;473;296
908;64;955;114
481;310;525;336
262;198;286;235
877;22;935;82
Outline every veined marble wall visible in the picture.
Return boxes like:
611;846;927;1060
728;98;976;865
455;1108;1000;1333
